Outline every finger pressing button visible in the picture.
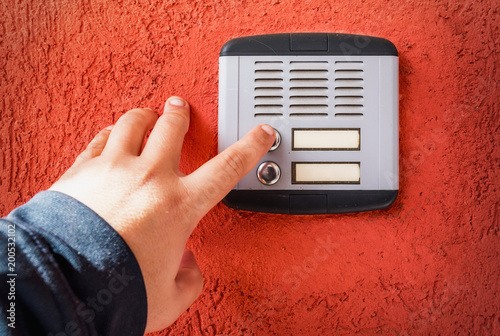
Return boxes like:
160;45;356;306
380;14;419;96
269;129;281;152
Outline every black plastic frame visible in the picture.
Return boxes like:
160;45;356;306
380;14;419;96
223;190;398;215
220;33;398;56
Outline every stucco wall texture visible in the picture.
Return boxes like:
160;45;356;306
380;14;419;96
1;0;499;335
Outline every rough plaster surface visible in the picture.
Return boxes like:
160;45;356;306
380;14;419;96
1;0;498;335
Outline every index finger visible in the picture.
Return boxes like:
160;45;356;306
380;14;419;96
184;124;275;214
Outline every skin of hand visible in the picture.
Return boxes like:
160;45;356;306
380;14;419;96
49;96;275;332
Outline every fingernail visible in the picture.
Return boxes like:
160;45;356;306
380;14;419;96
167;97;187;107
261;124;275;136
105;125;114;130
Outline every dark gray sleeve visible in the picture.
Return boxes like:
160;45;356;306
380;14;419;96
0;191;148;336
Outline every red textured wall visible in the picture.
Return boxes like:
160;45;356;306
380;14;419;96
1;1;499;335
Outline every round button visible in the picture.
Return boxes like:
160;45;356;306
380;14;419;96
269;129;281;152
257;161;281;185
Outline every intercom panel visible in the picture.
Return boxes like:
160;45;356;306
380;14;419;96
218;33;399;214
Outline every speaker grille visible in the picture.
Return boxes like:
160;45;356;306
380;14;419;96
253;60;364;118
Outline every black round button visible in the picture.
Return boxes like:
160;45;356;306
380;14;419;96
257;161;281;185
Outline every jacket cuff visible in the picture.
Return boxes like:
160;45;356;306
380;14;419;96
7;190;148;335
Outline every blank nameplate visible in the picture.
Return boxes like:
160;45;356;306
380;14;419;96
292;129;360;150
292;162;361;184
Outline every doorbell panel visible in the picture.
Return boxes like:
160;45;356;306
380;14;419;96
218;33;399;214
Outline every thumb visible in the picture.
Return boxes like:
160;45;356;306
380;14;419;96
174;249;204;308
144;249;203;333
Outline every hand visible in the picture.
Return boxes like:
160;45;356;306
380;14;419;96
49;96;275;332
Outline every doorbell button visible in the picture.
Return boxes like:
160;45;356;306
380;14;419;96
257;161;281;185
269;129;281;151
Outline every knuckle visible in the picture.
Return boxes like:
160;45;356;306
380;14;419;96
79;131;107;158
253;130;272;149
162;109;190;129
88;133;105;148
124;108;157;126
74;152;89;164
218;149;248;179
85;143;102;157
249;126;274;149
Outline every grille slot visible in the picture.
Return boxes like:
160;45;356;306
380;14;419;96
255;61;284;64
290;69;329;76
334;61;364;117
290;87;328;95
255;87;283;94
289;96;328;104
335;60;363;64
290;105;328;116
290;60;328;64
255;78;284;83
254;105;283;116
255;69;284;77
255;96;284;102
